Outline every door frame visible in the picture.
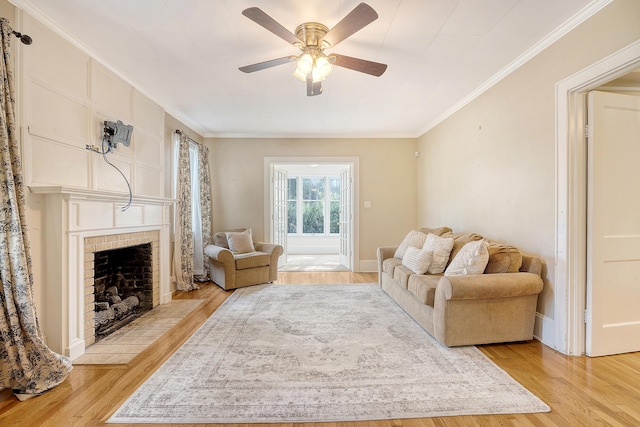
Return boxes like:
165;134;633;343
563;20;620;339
555;39;640;355
264;156;360;272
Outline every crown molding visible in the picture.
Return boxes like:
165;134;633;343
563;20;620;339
416;0;614;138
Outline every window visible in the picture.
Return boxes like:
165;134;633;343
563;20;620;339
288;176;340;235
287;178;297;233
329;178;340;234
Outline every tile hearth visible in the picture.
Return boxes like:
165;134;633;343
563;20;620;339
73;299;203;365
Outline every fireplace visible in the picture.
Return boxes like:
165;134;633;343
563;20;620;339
29;186;173;360
93;242;154;341
83;231;160;348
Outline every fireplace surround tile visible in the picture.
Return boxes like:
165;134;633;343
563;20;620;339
84;230;160;348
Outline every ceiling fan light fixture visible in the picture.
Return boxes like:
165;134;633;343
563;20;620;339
240;4;386;96
294;52;333;83
293;53;314;81
315;55;333;80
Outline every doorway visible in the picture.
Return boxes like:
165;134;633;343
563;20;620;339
264;157;359;272
585;87;640;356
555;40;640;356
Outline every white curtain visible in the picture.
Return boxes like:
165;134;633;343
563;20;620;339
172;132;212;291
189;142;204;277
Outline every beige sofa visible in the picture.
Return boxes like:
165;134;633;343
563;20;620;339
378;227;544;347
205;229;283;290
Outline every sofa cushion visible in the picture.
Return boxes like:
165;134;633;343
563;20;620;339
402;246;433;275
446;233;484;268
382;257;402;276
393;265;414;289
484;240;523;274
226;229;255;254
234;251;270;270
423;233;454;274
445;240;490;276
419;226;453;237
407;274;441;306
394;230;428;259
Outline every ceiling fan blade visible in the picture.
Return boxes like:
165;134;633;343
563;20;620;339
242;7;303;46
306;74;323;96
239;56;296;73
332;54;387;77
320;3;378;48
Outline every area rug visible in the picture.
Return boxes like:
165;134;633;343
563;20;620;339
108;284;550;423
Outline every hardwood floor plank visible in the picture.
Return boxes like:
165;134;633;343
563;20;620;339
1;273;639;426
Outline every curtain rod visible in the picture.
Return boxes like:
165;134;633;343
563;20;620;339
1;19;33;45
175;129;201;146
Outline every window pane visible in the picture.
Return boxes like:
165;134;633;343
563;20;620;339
303;178;325;200
330;201;340;234
288;201;297;233
330;178;340;201
303;201;324;233
288;178;297;199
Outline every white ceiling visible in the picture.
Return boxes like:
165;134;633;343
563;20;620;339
12;0;602;138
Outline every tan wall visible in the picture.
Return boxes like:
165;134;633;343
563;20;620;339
206;137;418;266
416;0;640;343
0;2;13;25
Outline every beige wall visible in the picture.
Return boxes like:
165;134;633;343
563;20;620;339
0;2;13;25
206;137;417;267
416;0;640;346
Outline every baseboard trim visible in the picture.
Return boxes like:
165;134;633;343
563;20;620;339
358;259;378;272
534;312;557;352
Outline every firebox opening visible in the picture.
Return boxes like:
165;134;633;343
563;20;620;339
93;243;153;342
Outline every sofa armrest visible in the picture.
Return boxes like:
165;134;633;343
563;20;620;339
377;247;397;266
433;272;544;346
204;244;234;264
377;247;398;285
437;272;543;301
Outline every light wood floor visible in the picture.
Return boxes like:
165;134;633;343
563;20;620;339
1;272;639;426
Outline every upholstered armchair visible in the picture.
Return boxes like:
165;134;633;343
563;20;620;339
204;228;283;290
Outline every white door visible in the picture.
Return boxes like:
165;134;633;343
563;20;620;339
339;167;351;269
272;167;288;268
586;90;640;357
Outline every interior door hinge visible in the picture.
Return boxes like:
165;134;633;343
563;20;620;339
585;124;590;139
584;308;588;323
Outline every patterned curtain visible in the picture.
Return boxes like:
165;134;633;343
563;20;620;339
0;18;72;400
172;132;212;289
194;144;212;282
173;133;196;291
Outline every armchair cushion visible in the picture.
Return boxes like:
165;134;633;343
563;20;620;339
226;229;255;253
234;251;270;270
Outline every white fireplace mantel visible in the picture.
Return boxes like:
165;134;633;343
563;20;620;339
30;186;174;360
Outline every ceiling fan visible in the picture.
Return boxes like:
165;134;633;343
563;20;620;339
239;3;387;96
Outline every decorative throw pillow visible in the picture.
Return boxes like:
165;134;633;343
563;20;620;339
484;240;523;274
225;229;255;253
446;233;484;268
444;240;490;276
402;246;433;275
213;228;245;248
394;230;428;259
419;226;453;237
422;233;454;274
